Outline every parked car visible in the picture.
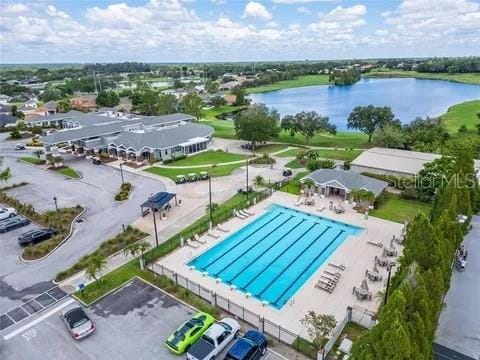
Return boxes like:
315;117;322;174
165;312;215;354
17;228;56;246
14;143;26;150
186;318;240;360
60;304;95;340
225;330;268;360
0;216;30;233
282;169;292;177
92;158;102;165
0;207;17;220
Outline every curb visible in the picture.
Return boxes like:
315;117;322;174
20;206;87;263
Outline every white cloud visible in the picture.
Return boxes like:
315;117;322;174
242;1;273;21
375;29;388;36
1;2;29;15
210;0;225;4
297;6;311;14
266;21;279;27
273;0;335;3
309;4;367;40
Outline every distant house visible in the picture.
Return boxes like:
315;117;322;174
45;100;58;114
302;169;387;200
0;104;12;115
20;99;38;110
218;81;240;91
224;94;237;105
70;95;97;112
0;94;11;104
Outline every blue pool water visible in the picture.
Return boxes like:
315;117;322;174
249;78;480;130
188;204;363;309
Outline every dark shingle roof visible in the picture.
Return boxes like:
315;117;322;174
303;169;387;195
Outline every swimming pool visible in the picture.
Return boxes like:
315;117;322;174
188;204;363;309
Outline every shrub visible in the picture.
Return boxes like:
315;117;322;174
115;182;132;201
343;161;351;170
162;154;186;164
306;159;335;171
249;153;276;165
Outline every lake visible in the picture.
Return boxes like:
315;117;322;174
248;78;480;130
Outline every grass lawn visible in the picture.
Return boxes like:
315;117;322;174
441;100;480;133
363;70;480;85
254;143;289;154
279;171;310;195
246;75;332;93
54;167;81;179
145;162;243;180
204;119;370;148
370;193;431;223
20;157;45;165
201;105;245;120
277;149;363;164
275;148;303;157
168;150;246;166
285;159;304;169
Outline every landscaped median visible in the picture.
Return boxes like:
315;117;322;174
0;190;83;260
20;156;81;179
115;182;132;201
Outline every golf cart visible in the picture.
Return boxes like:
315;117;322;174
187;173;197;182
175;175;187;184
199;171;209;180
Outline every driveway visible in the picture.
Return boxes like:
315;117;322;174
0;279;284;360
0;136;166;313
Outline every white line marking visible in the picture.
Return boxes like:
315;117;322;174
267;349;290;360
3;298;75;341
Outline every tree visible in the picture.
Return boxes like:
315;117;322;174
231;87;246;106
206;202;219;214
10;105;17;117
0;157;12;183
123;240;151;269
136;90;159;115
84;254;107;283
253;175;265;190
157;94;178;115
234;104;280;151
300;311;337;351
9;128;21;139
181;92;203;121
280;115;301;137
57;99;71;113
350;188;375;206
281;111;336;144
33;149;44;159
16;111;25;120
210;95;227;107
403;117;449;152
347;105;397;142
40;85;63;102
205;79;219;93
95;90;120;108
306;159;335;171
374;123;406;148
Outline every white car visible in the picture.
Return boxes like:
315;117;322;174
0;207;17;221
186;318;241;360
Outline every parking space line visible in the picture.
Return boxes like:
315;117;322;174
3;313;16;324
3;298;75;341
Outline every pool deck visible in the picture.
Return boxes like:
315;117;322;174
156;191;403;337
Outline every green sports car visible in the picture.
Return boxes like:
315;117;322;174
165;312;215;354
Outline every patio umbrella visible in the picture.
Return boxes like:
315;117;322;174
361;279;369;291
373;262;379;273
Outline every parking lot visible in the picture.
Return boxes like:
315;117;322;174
0;137;167;313
1;279;284;360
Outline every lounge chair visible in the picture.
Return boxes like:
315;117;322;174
243;208;255;216
367;240;383;248
207;231;220;239
320;275;339;284
295;198;303;206
317;205;326;212
217;225;229;233
234;210;246;219
239;209;250;217
194;234;206;244
315;281;334;293
186;238;199;249
324;270;341;279
328;262;346;271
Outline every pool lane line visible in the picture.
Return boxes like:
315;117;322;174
193;211;283;270
210;215;295;277
231;221;317;287
252;225;333;298
269;229;346;307
222;218;308;283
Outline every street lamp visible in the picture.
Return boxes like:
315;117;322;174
119;162;125;185
245;157;249;201
208;173;213;224
383;262;396;305
53;196;63;233
149;194;159;248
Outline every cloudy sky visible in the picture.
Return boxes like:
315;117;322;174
1;0;479;63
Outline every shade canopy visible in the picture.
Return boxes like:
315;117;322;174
140;192;176;211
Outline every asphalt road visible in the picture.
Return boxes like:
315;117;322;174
0;279;283;360
0;135;165;313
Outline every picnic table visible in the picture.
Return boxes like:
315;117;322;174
367;271;382;281
356;287;371;300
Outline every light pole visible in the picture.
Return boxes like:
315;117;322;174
246;157;249;201
149;194;159;248
119;162;125;185
208;174;212;224
53;196;63;233
383;263;396;305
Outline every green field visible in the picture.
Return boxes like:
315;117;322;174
253;143;289;154
441;100;480;132
168;150;246;166
246;75;332;94
201;105;245;120
275;148;303;157
20;157;45;165
363;70;480;85
370;194;431;223
145;162;243;180
55;167;81;179
203;119;370;148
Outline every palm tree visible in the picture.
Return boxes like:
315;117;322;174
206;202;219;214
253;175;265;190
305;150;320;161
123;240;151;270
32;149;44;159
84;254;107;283
350;188;375;206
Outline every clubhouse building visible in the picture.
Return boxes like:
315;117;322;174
31;110;214;162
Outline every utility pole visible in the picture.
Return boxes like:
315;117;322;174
53;196;63;233
384;263;395;305
246;157;249;202
208;174;212;224
119;162;124;185
150;194;159;248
